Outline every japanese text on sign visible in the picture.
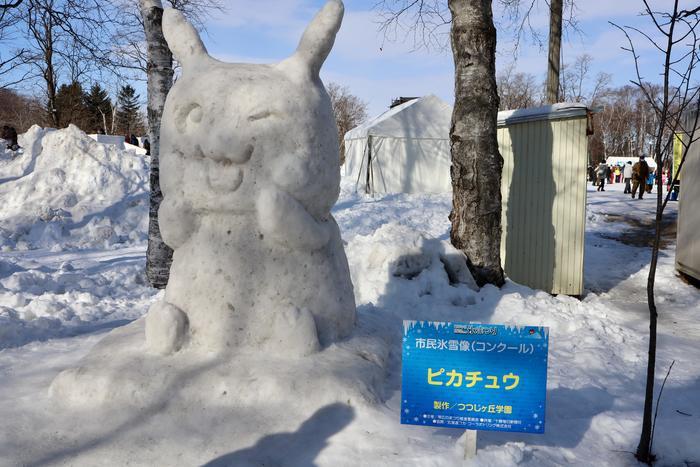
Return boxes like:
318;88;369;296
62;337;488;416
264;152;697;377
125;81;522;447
400;321;549;434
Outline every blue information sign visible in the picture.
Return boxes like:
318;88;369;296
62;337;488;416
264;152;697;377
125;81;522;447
401;320;549;433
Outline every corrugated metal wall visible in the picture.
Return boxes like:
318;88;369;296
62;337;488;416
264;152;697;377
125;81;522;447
498;116;588;295
676;125;700;280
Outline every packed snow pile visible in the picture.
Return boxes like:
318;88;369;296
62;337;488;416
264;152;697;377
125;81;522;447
346;223;478;306
0;124;149;251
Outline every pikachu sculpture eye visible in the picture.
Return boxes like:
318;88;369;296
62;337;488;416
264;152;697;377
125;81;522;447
187;105;202;124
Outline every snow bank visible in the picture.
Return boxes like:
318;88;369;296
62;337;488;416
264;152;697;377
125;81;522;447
0;125;149;250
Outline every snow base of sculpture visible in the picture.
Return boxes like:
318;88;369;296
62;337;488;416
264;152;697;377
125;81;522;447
49;316;386;410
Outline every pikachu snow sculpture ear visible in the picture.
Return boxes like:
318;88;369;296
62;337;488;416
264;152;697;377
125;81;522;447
278;0;344;79
162;9;210;68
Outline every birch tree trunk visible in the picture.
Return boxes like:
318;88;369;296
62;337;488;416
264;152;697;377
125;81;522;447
140;0;174;289
448;0;505;287
545;0;562;103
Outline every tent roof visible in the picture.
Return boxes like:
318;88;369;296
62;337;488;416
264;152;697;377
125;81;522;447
345;97;592;141
497;103;589;125
344;94;452;140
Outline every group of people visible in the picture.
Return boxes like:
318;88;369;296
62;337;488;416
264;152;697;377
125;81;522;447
125;133;150;155
93;127;151;155
589;156;656;199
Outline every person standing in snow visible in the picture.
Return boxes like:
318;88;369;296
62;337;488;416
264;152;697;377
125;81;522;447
631;155;650;199
596;162;608;191
588;165;596;185
623;161;633;194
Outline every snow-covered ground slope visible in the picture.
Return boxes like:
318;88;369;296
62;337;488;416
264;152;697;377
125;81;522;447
0;125;149;251
0;174;698;466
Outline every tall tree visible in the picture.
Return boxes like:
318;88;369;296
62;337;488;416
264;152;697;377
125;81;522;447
559;54;610;104
115;84;143;135
54;80;89;128
0;0;27;88
19;0;120;126
327;82;368;164
140;0;174;289
84;83;112;133
25;0;59;125
448;0;504;286
375;0;505;286
496;65;540;110
544;0;562;102
138;0;223;289
0;87;44;130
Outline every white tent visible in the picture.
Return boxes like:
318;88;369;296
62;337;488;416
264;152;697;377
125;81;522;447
604;156;657;169
343;95;452;193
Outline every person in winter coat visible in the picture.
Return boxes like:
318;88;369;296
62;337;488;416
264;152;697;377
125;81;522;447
588;165;596;185
596;162;608;191
631;156;650;199
1;125;19;151
646;170;655;194
623;161;633;194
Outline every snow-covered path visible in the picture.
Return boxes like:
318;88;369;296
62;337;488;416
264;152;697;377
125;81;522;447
0;179;698;466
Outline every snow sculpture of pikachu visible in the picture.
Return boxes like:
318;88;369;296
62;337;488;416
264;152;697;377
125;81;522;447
146;0;356;356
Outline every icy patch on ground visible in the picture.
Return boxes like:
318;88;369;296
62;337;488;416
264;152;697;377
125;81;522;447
0;125;149;251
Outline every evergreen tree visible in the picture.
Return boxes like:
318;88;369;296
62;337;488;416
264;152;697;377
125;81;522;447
55;81;90;129
115;84;144;136
84;83;113;133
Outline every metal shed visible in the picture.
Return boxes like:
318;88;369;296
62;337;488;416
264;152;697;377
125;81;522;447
344;101;591;295
498;104;591;295
676;110;700;281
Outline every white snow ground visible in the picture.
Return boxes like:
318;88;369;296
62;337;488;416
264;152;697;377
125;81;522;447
0;135;698;466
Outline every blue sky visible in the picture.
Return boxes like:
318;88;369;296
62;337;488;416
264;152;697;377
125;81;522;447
1;0;693;118
197;0;690;117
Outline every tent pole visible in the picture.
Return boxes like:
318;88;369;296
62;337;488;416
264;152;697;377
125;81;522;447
354;139;367;192
366;135;373;194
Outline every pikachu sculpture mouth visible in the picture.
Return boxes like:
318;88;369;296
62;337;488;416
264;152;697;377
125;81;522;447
194;143;254;193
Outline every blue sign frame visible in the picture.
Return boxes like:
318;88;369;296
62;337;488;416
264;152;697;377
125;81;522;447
401;321;549;433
